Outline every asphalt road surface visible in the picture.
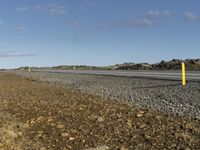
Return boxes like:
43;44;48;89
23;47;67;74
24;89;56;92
33;70;200;81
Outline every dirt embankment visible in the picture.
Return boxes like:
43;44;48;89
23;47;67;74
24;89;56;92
0;73;199;149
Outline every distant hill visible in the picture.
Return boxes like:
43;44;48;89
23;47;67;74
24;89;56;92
152;59;200;70
114;59;200;70
17;59;200;71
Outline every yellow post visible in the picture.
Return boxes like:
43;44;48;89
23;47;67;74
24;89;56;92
182;62;186;86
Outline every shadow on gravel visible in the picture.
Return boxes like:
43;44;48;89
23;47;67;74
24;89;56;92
132;83;181;89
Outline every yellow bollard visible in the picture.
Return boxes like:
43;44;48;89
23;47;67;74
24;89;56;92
182;62;186;86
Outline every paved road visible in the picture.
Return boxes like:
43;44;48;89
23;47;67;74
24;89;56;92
33;69;200;81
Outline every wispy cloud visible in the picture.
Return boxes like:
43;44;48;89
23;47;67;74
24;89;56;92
84;0;97;6
124;18;156;29
121;10;174;29
96;18;156;30
96;24;110;30
163;10;174;17
184;11;200;22
35;4;67;15
0;51;37;58
145;10;160;18
16;7;29;12
16;26;25;32
73;21;81;27
80;0;97;11
145;10;174;18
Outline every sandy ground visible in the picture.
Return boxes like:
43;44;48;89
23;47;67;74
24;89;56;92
0;73;199;150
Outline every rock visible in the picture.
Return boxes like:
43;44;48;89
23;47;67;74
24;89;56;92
51;123;56;127
61;132;69;138
84;145;110;150
57;124;65;129
138;124;146;129
6;130;18;139
185;123;193;129
23;123;30;129
195;114;200;120
69;137;75;141
30;119;36;124
18;132;23;136
37;133;43;138
121;145;128;150
155;115;162;120
136;111;145;117
37;116;44;122
47;117;53;122
37;131;43;138
171;143;177;148
140;111;145;114
97;117;105;122
127;119;132;129
193;127;200;134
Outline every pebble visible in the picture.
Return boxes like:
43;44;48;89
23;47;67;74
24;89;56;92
61;132;69;138
97;117;105;122
69;137;75;141
136;112;144;118
57;124;65;129
23;123;30;129
30;119;36;124
85;145;110;150
6;130;18;139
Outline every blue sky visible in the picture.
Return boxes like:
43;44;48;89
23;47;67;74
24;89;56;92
0;0;200;68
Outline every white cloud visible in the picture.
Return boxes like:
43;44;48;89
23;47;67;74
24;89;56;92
163;10;174;17
94;10;174;30
35;5;43;10
145;10;174;18
0;51;37;57
16;26;25;32
184;11;200;21
35;4;67;15
128;18;156;28
16;7;29;12
145;10;160;18
48;6;66;15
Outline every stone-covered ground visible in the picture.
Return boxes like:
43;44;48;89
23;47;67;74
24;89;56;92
0;73;199;149
16;71;200;119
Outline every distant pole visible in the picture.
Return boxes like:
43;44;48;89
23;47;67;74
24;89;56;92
74;65;76;70
182;62;186;86
28;67;31;73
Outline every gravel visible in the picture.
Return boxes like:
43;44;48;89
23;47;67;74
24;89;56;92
15;71;200;119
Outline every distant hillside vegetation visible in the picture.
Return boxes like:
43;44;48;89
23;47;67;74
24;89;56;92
17;59;200;71
114;59;200;70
